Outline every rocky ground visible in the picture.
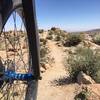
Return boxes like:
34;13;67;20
38;40;79;100
0;29;100;100
38;30;100;100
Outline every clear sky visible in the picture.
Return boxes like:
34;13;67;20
5;0;100;32
35;0;100;32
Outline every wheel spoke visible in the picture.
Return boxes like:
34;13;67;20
0;9;31;100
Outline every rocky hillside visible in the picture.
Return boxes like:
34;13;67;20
38;27;100;100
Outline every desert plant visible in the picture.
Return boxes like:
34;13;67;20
0;43;5;50
63;33;82;47
40;45;50;64
93;34;100;45
51;27;57;31
54;35;61;41
75;87;91;100
47;28;67;42
40;38;47;45
54;31;67;42
46;34;53;40
65;47;100;82
39;29;44;33
46;30;54;40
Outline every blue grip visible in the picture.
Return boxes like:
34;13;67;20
4;70;34;80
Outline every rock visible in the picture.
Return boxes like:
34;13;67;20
77;71;95;84
40;63;50;73
41;63;50;70
45;64;50;69
75;85;100;100
84;34;92;41
40;67;45;73
56;42;62;47
87;84;100;100
22;42;27;49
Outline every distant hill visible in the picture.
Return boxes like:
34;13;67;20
71;29;100;36
83;29;100;37
86;29;100;34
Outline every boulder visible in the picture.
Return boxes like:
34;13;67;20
77;71;95;84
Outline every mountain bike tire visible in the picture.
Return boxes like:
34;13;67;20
0;0;40;100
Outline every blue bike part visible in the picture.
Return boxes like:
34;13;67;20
4;70;34;81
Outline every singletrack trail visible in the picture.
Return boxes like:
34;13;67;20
37;40;77;100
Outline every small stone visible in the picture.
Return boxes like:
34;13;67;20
40;67;45;73
41;63;50;70
77;71;95;84
45;64;50;69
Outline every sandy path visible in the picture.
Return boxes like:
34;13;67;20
37;41;77;100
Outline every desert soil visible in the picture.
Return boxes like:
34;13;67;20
37;40;79;100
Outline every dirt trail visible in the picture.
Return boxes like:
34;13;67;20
37;40;77;100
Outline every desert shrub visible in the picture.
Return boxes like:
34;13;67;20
51;27;57;31
18;31;26;38
54;31;67;42
46;30;55;40
39;29;44;33
65;47;100;82
40;37;50;64
54;35;61;41
40;46;48;59
40;38;47;45
46;35;53;40
0;38;5;50
48;30;55;35
47;28;67;42
63;33;82;47
75;87;91;100
0;43;5;50
40;45;50;64
93;34;100;45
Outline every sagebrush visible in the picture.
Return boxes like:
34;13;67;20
93;34;100;45
65;47;100;83
63;33;82;47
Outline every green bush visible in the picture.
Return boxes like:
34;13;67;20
0;38;5;50
75;87;91;100
93;34;100;45
51;27;57;31
39;29;44;33
40;38;47;45
66;47;100;83
40;45;50;64
54;31;67;42
46;35;53;40
47;29;67;42
63;34;82;47
54;35;61;41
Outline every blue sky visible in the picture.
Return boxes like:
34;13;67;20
5;0;100;32
36;0;100;32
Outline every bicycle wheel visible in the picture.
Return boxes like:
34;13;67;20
0;0;40;100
